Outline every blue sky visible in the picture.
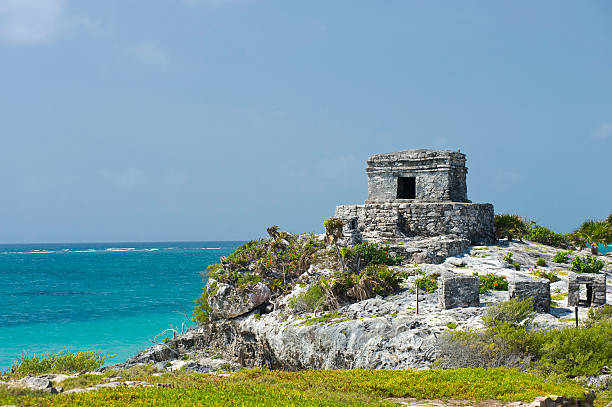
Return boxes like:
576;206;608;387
0;0;611;243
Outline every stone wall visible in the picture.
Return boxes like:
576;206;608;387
366;149;467;202
509;278;551;313
360;201;495;245
334;204;365;246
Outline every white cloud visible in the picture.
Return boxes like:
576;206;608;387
0;0;65;44
101;168;149;191
591;123;612;141
126;42;169;69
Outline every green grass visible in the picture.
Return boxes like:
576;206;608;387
298;312;348;326
4;350;109;378
551;292;568;301
0;368;589;407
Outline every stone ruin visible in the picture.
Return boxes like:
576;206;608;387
334;149;495;263
568;273;606;307
438;272;480;309
509;277;551;313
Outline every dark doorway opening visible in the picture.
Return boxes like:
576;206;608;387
578;284;593;307
397;177;416;199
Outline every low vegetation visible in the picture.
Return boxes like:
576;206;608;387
526;225;570;248
4;350;108;378
436;298;612;377
570;255;605;274
477;273;508;293
552;251;572;264
414;272;440;293
495;213;612;256
195;222;407;322
494;214;530;241
0;367;589;407
529;268;560;282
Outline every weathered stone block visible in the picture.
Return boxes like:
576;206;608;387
509;278;550;313
438;272;480;309
568;272;606;307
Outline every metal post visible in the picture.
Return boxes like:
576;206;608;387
575;306;579;328
416;280;419;315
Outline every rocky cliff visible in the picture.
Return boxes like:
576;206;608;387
118;236;612;373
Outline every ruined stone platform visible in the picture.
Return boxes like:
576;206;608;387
333;149;496;263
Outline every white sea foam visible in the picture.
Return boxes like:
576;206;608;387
200;248;220;250
105;248;136;252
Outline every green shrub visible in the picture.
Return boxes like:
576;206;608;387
331;264;407;302
7;350;108;377
494;214;530;241
341;242;402;269
571;255;604;273
530;269;560;282
414;272;440;293
526;225;569;248
553;251;572;264
437;298;612;378
530;320;612;377
436;323;533;369
323;217;344;245
193;287;212;324
536;258;546;267
482;297;535;328
202;231;325;298
477;273;508;293
288;283;327;313
584;305;612;328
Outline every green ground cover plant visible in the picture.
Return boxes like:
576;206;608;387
535;258;546;267
0;368;589;407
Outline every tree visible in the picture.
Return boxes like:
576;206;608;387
571;220;612;255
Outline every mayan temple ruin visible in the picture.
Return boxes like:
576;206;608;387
334;149;496;263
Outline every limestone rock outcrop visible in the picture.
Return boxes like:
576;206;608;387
208;280;271;321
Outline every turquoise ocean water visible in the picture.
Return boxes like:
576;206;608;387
0;241;241;370
598;243;612;254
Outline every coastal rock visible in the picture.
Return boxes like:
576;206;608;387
209;281;271;320
18;376;57;394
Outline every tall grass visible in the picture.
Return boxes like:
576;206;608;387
6;350;109;377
